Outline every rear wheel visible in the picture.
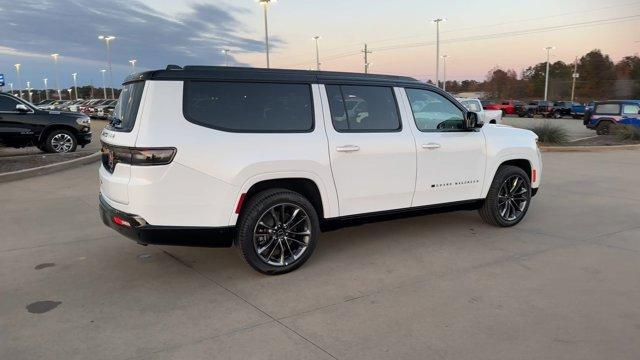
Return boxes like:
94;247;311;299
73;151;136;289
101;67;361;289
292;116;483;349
526;110;534;118
236;189;320;275
43;129;77;153
479;165;531;227
553;110;562;119
596;121;613;135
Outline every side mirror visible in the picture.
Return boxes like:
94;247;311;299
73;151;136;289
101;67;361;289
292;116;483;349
16;104;29;113
465;112;481;129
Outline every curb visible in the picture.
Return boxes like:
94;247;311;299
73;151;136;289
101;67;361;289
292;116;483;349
0;152;100;184
540;144;640;152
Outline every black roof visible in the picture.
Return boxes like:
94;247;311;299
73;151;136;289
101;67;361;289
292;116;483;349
124;65;426;87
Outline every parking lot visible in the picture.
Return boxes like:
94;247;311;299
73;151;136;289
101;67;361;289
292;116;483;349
1;150;639;360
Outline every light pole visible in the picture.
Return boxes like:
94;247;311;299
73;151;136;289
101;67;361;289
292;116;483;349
100;69;107;100
431;18;446;89
67;89;73;100
26;81;32;103
98;35;116;99
43;78;49;100
9;83;13;96
221;49;230;66
258;0;274;68
129;59;137;73
312;36;321;70
442;54;449;92
14;64;22;99
72;73;78;100
543;46;555;101
51;53;62;100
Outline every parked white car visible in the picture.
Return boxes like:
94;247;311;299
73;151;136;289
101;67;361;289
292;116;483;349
456;98;503;124
99;66;542;274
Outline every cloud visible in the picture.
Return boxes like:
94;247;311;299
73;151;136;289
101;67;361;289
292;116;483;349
0;0;276;87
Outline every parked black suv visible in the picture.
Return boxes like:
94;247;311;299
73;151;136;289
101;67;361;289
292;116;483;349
0;92;92;153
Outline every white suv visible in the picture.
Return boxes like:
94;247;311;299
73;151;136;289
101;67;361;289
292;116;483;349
99;66;542;274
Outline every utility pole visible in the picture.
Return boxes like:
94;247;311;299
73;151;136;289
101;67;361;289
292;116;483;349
571;56;579;102
363;43;372;74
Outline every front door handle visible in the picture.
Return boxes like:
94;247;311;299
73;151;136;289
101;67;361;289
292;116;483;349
336;145;360;152
422;143;441;150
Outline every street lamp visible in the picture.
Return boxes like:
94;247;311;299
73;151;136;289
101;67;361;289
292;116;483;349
72;73;78;100
543;46;556;101
98;35;116;99
14;64;22;99
257;0;275;68
441;54;449;92
9;83;13;96
67;88;73;100
26;81;32;103
100;69;107;100
431;18;446;89
221;49;230;66
129;59;137;73
312;36;321;70
51;53;62;100
43;78;49;100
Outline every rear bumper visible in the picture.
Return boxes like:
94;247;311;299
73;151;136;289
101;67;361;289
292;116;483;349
99;194;235;247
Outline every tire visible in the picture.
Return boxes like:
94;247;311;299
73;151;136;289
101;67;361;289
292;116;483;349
43;129;77;153
236;189;320;275
553;111;562;119
526;110;534;118
479;165;532;227
596;122;612;135
501;110;506;117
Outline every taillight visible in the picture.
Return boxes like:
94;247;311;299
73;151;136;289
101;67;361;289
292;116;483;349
102;143;176;173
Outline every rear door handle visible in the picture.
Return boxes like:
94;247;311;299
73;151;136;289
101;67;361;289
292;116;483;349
422;143;441;149
336;145;360;152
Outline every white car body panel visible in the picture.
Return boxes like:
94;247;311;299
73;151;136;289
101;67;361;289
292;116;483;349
99;79;541;229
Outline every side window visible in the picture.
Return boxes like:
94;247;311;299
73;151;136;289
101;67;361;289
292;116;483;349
325;85;400;132
622;104;640;115
0;96;20;112
405;89;464;131
595;104;621;115
184;81;314;132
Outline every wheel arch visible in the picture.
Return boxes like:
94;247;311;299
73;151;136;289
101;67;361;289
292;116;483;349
483;155;537;198
229;173;339;226
38;124;79;143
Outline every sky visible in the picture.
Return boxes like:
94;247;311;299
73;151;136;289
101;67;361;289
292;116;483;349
1;0;639;91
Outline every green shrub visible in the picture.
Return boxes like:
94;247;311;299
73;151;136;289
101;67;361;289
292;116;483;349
614;125;640;141
530;123;569;144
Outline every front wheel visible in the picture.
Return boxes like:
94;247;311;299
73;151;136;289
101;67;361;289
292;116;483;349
479;165;532;227
43;129;77;153
236;189;320;275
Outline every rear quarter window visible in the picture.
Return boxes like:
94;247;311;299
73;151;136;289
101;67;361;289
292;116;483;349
110;82;145;132
183;81;314;133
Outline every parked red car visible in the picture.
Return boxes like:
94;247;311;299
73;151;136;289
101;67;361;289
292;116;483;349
484;100;524;116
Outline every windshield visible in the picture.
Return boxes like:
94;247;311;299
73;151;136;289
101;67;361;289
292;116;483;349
109;82;145;132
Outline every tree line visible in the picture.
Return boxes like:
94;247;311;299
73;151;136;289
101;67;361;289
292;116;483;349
442;49;640;102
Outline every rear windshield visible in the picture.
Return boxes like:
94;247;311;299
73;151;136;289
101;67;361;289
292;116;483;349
109;82;145;132
595;103;621;115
